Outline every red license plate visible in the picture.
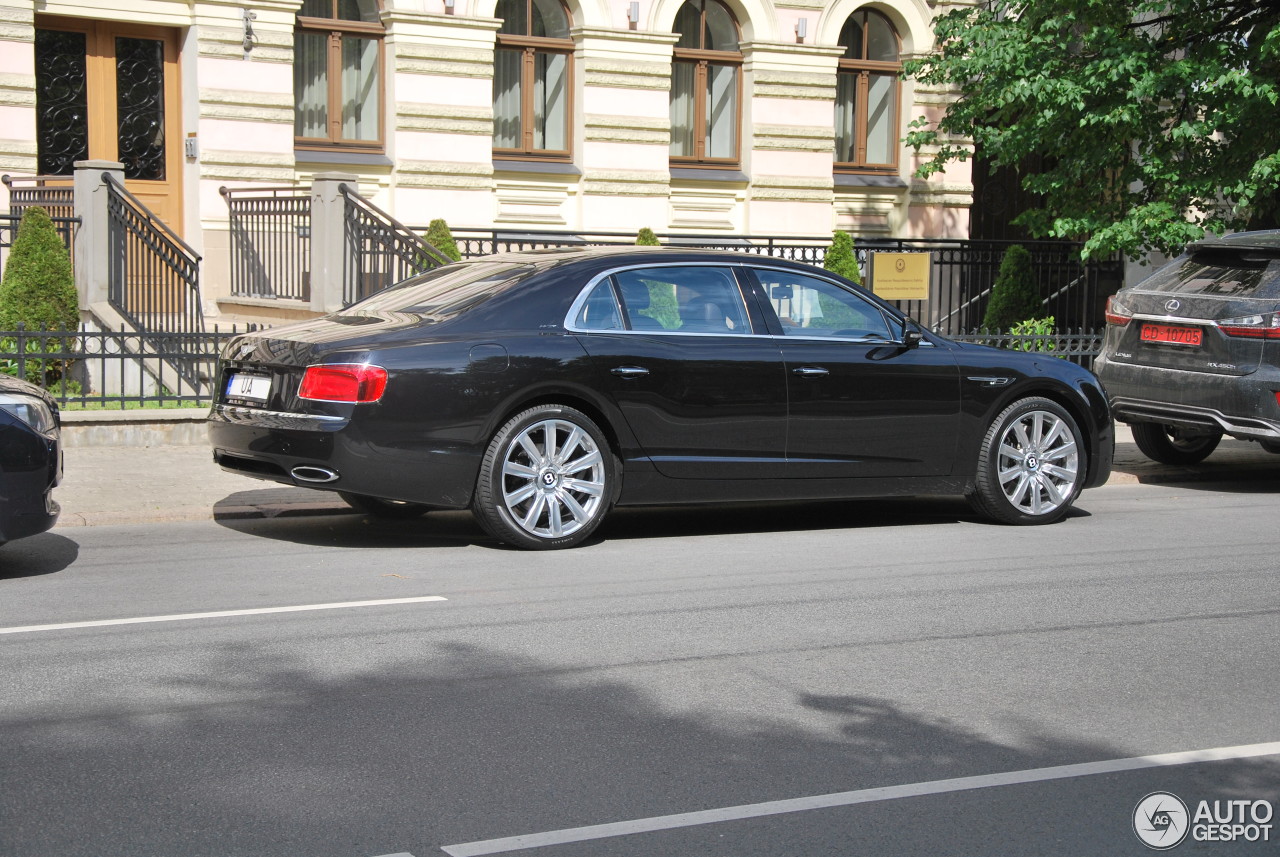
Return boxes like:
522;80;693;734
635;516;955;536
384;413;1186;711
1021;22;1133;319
1141;323;1203;346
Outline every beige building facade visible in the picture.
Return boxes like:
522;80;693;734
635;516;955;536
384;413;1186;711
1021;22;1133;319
0;0;973;311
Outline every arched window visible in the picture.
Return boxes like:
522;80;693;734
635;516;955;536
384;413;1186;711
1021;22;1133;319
494;0;573;159
835;9;900;171
670;0;741;165
295;0;384;151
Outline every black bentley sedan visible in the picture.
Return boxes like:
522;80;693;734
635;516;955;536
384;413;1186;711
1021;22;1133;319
209;247;1113;549
0;374;62;545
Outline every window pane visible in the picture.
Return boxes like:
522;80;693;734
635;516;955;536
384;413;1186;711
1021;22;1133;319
758;271;890;339
703;0;737;51
533;51;567;151
865;73;895;165
337;0;381;22
34;29;89;176
300;0;331;17
340;35;379;141
674;2;699;49
575;280;623;330
115;37;166;180
866;12;898;62
705;63;736;159
839;16;863;60
531;0;570;38
295;30;329;137
669;61;695;157
834;71;857;163
493;48;522;148
496;0;526;35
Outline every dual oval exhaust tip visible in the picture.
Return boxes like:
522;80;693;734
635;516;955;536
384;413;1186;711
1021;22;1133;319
291;465;340;484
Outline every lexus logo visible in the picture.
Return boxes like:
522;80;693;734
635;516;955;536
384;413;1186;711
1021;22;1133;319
1165;299;1182;313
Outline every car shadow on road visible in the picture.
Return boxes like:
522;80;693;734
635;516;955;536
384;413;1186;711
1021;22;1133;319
213;494;1092;550
0;532;79;579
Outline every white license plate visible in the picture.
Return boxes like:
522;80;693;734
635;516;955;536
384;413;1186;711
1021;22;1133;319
227;372;271;402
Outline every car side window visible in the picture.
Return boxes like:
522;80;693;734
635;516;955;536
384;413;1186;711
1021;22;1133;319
574;279;624;330
613;266;751;334
755;270;892;340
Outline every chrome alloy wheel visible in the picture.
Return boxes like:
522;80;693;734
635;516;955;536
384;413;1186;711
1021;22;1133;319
995;409;1080;516
500;418;607;539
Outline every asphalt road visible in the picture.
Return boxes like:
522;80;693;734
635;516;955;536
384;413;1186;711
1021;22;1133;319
2;481;1278;857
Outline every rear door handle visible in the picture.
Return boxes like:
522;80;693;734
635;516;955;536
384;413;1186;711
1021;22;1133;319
792;366;829;377
611;366;650;378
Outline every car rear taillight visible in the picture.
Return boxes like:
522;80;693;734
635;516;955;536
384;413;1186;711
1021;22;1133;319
298;364;388;403
1217;312;1280;339
1105;295;1134;327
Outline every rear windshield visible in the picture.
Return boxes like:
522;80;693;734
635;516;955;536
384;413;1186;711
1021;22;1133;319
1137;249;1280;298
337;261;538;319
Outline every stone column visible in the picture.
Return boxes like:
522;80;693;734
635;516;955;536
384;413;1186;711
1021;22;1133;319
72;161;125;311
309;172;356;314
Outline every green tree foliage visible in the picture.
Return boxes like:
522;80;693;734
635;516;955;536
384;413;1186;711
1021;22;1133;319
904;0;1280;259
823;231;862;284
1009;316;1057;353
982;245;1041;331
635;227;660;246
425;218;461;262
0;205;79;331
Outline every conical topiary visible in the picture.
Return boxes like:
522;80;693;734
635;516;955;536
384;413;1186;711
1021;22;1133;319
636;227;660;246
981;245;1040;331
823;230;861;285
425;218;462;262
0;205;79;331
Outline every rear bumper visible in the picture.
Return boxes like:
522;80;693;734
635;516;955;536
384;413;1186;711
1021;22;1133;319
1096;355;1280;440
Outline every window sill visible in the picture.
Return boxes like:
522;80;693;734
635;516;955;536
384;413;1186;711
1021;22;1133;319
493;159;582;176
295;149;393;168
670;167;748;183
834;172;908;189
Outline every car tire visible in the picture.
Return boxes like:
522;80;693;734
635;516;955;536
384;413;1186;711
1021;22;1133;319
472;404;614;550
1131;422;1221;465
968;396;1086;525
338;492;433;518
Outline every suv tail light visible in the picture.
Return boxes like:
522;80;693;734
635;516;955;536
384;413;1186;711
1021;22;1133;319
1217;313;1280;339
1104;295;1134;327
299;364;388;403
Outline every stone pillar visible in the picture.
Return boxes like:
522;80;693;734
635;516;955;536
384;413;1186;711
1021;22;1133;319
72;161;125;311
309;172;356;314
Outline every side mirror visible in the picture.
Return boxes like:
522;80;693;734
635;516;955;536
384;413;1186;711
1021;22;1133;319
901;325;924;349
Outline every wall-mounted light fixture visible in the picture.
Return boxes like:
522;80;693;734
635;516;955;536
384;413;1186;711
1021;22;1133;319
242;8;257;57
445;0;456;14
628;1;640;29
795;17;807;43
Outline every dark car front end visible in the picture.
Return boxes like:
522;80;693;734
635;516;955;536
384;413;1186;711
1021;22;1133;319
0;376;62;544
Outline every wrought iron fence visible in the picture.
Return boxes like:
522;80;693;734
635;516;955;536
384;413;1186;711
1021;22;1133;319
948;329;1103;368
1;173;75;220
104;172;204;337
855;238;1123;336
441;228;831;263
341;185;449;305
1;324;258;408
0;211;78;280
220;185;311;301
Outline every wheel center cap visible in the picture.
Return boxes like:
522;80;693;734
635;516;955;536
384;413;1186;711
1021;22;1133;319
539;469;558;489
1025;454;1040;471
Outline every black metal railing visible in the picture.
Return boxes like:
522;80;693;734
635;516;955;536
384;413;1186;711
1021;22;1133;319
341;186;450;305
2;173;75;220
0;212;78;280
0;324;257;407
220;185;311;301
440;228;831;264
949;329;1103;368
104;172;203;336
855;238;1123;336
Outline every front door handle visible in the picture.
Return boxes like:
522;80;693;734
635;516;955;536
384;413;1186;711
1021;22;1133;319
611;366;650;378
792;366;829;377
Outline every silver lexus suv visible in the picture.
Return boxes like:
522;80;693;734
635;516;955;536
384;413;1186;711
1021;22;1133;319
1095;230;1280;464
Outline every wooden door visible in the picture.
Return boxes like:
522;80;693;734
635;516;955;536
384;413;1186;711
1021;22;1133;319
34;17;183;231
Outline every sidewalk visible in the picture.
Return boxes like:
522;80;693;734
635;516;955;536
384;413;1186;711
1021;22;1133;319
50;423;1280;528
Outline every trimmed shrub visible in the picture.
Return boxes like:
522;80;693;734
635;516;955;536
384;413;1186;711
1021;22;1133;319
981;244;1040;331
0;205;79;331
1009;315;1056;353
425;218;462;262
635;227;660;246
823;231;862;285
